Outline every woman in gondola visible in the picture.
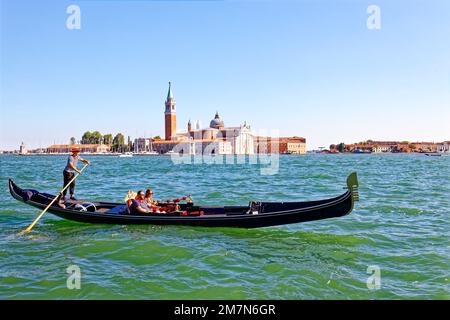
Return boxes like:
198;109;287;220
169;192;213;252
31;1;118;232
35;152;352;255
144;189;157;207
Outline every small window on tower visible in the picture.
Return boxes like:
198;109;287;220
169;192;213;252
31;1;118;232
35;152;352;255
172;106;174;110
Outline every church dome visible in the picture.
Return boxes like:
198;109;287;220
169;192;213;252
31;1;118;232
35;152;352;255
209;111;224;129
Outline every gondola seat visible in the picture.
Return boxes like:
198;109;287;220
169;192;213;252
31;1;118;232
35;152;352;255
105;205;129;215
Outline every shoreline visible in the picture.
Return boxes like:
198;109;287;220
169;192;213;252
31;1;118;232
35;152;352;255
0;152;448;156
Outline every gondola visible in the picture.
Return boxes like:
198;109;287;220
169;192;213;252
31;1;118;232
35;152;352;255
424;153;441;157
8;172;359;228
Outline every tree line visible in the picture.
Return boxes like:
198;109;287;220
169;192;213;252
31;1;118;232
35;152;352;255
70;131;133;152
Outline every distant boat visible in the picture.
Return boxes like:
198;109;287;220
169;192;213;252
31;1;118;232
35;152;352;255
136;151;159;156
425;153;441;157
352;149;372;154
118;152;133;158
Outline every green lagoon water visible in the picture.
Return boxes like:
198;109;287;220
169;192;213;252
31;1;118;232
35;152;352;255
0;154;448;299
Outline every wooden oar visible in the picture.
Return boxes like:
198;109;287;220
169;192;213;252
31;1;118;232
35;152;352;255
19;163;89;235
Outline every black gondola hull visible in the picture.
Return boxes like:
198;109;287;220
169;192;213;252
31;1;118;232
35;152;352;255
8;173;359;228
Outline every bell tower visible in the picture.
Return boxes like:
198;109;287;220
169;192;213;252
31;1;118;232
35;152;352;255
164;81;176;140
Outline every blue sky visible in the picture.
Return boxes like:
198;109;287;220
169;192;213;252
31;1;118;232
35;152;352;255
1;0;449;150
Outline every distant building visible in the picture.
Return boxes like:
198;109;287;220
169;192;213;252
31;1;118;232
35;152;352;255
369;141;400;153
30;148;47;154
47;144;110;153
134;138;157;153
414;142;437;152
19;142;28;155
152;83;258;155
135;82;307;155
215;140;233;155
151;138;232;155
284;137;307;154
437;141;450;153
184;116;255;154
255;136;306;154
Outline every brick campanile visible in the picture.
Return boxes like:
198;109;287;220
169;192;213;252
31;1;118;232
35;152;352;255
164;81;176;140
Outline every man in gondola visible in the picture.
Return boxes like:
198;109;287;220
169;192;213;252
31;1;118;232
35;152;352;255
128;190;151;214
61;146;90;201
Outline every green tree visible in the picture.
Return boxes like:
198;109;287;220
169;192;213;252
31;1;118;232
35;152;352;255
81;131;92;144
91;131;102;144
127;136;133;152
69;137;76;145
337;143;346;153
153;135;161;140
103;134;113;145
329;144;336;150
113;133;125;152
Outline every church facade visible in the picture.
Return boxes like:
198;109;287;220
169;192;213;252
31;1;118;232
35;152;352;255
148;82;305;155
153;82;255;155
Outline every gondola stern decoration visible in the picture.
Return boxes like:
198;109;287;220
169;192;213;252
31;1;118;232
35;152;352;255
346;172;359;203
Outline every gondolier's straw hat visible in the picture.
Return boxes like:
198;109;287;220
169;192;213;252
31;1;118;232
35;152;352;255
71;147;81;153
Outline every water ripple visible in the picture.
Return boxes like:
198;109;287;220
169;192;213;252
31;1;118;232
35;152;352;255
0;154;449;299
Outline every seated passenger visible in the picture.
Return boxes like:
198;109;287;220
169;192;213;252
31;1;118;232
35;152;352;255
128;190;150;214
145;189;157;207
124;190;137;209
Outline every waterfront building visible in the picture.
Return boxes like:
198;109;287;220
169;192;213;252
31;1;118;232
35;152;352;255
215;140;233;155
255;136;306;154
185;116;255;155
153;83;257;155
413;142;438;153
134;138;149;153
133;82;307;155
151;138;232;155
437;141;450;153
19;142;28;155
370;141;400;153
133;138;157;153
284;137;307;154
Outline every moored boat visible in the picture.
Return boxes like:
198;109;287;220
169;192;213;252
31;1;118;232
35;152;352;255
9;173;359;228
118;152;133;158
352;149;372;154
135;151;159;156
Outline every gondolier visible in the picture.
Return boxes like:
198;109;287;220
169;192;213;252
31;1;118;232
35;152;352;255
61;147;90;201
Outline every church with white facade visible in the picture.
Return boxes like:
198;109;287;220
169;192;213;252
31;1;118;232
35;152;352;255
152;82;255;155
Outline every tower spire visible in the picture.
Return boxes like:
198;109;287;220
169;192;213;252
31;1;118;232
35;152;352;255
167;81;173;101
